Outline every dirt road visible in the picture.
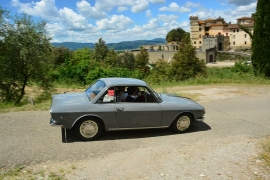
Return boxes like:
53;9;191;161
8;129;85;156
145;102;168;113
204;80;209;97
0;85;270;179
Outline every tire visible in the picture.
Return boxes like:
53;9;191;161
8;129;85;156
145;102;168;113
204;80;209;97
74;117;102;141
172;113;193;133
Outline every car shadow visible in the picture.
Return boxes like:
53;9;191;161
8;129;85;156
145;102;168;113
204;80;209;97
62;122;211;143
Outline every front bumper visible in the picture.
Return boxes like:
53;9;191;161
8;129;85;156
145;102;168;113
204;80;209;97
196;117;205;122
50;118;63;127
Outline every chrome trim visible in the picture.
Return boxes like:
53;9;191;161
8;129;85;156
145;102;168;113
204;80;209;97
196;117;205;122
108;126;168;131
50;118;63;127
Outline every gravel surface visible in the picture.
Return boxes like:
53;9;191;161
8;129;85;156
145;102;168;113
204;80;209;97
0;85;270;180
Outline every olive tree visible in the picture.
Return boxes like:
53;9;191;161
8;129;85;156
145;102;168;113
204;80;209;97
169;35;206;81
0;10;53;104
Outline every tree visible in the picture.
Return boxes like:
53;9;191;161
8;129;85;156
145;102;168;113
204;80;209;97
93;38;108;62
104;49;120;67
251;0;270;77
119;52;135;70
0;11;53;104
52;46;73;68
135;48;149;70
169;36;206;81
166;28;187;42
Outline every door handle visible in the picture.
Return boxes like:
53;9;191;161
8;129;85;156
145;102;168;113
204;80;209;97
116;108;124;111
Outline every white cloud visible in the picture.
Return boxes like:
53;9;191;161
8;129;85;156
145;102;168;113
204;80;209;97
159;2;191;13
146;10;152;18
189;9;215;20
158;14;179;22
142;18;160;29
186;2;201;8
149;0;166;4
11;0;60;21
227;0;257;6
95;0;134;12
118;7;129;12
131;0;149;13
96;15;133;31
236;2;256;12
76;0;107;19
59;7;91;31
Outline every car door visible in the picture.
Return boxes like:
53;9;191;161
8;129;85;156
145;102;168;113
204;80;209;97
115;86;163;128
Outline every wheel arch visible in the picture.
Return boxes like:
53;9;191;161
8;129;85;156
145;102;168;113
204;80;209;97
171;111;195;126
72;114;106;130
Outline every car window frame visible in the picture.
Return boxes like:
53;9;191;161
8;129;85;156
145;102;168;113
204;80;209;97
85;80;106;101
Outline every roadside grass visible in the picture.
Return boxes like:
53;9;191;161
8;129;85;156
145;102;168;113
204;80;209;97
260;136;270;167
0;164;75;180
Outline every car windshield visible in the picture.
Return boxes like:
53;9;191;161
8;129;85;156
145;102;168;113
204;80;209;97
148;86;162;102
85;80;106;101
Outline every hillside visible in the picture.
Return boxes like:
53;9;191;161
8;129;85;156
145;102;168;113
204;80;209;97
51;38;166;51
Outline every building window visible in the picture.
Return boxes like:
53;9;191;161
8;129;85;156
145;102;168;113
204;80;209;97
194;41;196;44
237;29;239;32
233;41;235;45
245;34;247;38
199;34;201;38
199;28;201;31
233;30;235;33
233;35;235;39
226;33;228;36
199;41;201;44
245;41;247;44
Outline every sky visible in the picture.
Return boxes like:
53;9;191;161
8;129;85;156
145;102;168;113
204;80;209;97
0;0;257;43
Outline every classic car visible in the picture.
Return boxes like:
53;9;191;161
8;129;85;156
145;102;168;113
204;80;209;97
50;77;205;141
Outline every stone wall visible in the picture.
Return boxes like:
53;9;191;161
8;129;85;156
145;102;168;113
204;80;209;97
132;51;177;64
132;50;208;64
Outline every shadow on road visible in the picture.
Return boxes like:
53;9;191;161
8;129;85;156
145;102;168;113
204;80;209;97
62;122;211;143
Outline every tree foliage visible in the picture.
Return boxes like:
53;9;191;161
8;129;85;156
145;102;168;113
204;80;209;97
93;38;108;62
135;48;149;69
104;49;120;67
119;52;135;70
166;28;187;42
251;0;270;77
170;36;206;80
0;10;53;104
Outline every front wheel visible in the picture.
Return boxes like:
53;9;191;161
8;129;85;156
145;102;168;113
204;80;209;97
172;113;193;133
74;117;102;141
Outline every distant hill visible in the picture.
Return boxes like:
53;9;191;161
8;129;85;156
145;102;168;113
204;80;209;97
51;38;166;51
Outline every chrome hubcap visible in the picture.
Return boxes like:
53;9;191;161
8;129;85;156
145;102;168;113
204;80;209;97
80;120;98;138
177;116;190;131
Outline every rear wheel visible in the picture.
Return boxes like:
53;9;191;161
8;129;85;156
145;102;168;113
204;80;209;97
172;113;193;133
74;117;102;141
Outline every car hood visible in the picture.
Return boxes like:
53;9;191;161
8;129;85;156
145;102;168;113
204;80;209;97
160;93;203;108
51;92;89;112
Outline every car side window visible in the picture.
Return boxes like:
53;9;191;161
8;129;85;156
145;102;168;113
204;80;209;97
124;86;156;103
97;88;115;103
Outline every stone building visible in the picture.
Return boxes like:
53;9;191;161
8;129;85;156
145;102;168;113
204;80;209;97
142;42;179;51
202;35;230;51
189;15;253;50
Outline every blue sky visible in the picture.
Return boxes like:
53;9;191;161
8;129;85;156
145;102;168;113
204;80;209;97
0;0;257;43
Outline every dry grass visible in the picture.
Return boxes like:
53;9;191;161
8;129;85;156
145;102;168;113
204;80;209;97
260;136;270;167
0;86;84;114
0;165;69;180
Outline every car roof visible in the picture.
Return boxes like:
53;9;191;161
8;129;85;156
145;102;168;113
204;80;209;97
99;77;147;86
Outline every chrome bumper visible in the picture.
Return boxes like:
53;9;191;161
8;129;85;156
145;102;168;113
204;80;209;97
196;117;205;122
50;118;63;127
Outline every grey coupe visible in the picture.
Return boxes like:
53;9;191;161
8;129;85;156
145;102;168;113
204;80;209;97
50;78;205;141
